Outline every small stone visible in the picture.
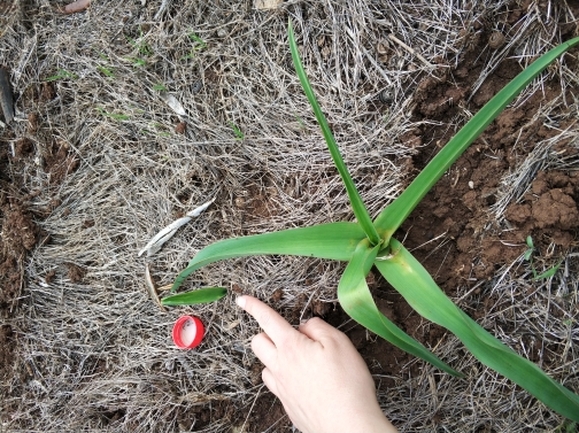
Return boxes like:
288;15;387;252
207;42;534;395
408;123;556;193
488;31;505;49
376;41;388;55
379;89;394;104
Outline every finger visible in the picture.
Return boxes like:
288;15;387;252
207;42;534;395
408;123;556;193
298;316;346;343
251;332;277;368
237;295;297;345
261;367;279;397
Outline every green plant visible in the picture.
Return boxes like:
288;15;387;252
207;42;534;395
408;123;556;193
96;106;130;121
524;235;562;280
45;68;78;82
126;30;153;67
229;121;245;140
97;65;115;78
153;83;168;92
162;23;579;421
182;32;207;60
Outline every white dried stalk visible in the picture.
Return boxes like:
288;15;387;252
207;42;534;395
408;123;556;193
138;199;214;257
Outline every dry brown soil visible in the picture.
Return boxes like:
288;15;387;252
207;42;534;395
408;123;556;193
1;79;79;378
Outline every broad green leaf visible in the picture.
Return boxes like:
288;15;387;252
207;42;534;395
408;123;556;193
374;36;579;241
338;239;461;376
172;222;367;292
288;21;381;246
375;238;579;421
162;287;227;306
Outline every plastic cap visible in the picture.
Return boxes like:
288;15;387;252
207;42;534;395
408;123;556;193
172;315;204;349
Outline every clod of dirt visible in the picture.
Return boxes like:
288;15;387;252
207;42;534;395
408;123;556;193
175;121;187;134
14;138;34;158
531;189;578;230
1;204;39;253
66;263;86;283
505;170;579;249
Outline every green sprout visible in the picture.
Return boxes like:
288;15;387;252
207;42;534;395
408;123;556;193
188;32;207;48
182;32;207;60
229;121;245;140
97;65;115;78
153;83;168;92
126;31;153;67
524;235;562;280
130;57;147;68
45;69;78;82
96;107;130;121
162;22;579;421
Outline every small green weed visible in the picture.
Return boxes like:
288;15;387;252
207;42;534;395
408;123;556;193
153;83;168;92
524;236;561;280
229;121;245;140
97;65;115;78
96;107;130;121
126;29;153;67
45;69;78;82
182;32;207;60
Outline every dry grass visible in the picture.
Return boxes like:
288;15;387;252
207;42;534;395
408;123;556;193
1;0;578;432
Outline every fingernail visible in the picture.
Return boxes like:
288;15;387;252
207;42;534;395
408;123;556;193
236;296;246;309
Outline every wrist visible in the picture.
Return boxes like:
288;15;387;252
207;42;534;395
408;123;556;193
359;410;398;433
331;405;398;433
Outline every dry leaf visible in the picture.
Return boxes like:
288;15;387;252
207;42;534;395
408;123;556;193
255;0;282;10
138;198;215;257
160;93;187;117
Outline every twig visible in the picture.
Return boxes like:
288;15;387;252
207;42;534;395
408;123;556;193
138;198;215;257
154;0;171;20
145;264;166;311
388;33;433;68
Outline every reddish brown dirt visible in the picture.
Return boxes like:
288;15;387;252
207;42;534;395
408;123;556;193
0;81;79;385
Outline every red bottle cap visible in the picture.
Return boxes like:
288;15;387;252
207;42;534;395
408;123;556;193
172;315;204;349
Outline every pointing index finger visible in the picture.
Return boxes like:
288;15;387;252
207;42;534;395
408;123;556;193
236;295;296;345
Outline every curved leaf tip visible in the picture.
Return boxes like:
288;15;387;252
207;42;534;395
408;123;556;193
162;287;227;306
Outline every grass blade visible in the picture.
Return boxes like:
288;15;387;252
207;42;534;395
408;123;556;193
288;21;381;246
374;36;579;240
172;222;366;291
161;287;227;306
375;238;579;421
338;239;461;376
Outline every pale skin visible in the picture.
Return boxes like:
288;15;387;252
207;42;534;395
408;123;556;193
236;295;399;433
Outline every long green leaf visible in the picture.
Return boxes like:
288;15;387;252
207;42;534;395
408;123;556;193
375;238;579;421
374;36;579;241
162;287;227;306
289;21;381;246
338;239;461;376
172;222;366;292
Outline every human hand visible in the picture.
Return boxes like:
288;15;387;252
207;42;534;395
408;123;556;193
236;295;398;433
